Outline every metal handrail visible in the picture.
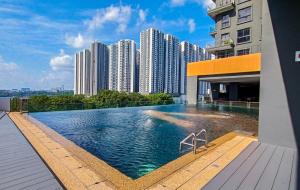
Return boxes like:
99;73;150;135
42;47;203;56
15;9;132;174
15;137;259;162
179;129;208;154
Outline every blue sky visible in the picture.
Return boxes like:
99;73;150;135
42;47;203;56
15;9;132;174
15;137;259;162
0;0;214;90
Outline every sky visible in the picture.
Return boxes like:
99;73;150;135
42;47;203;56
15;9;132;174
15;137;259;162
0;0;215;90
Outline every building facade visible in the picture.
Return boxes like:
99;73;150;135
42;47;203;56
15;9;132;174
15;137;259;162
108;44;118;91
207;0;262;58
139;28;165;94
164;34;180;95
180;42;204;95
90;42;109;95
117;40;137;92
135;50;140;92
186;0;262;104
74;49;91;95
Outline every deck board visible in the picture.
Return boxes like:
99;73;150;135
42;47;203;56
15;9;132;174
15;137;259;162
202;141;260;190
237;144;276;189
219;143;267;190
272;148;295;190
202;142;297;190
254;146;285;190
0;114;63;190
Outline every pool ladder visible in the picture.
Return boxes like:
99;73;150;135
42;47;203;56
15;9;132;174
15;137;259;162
179;129;208;154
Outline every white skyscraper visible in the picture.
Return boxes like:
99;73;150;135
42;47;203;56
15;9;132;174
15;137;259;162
90;41;109;95
117;40;136;92
164;34;180;94
108;44;118;91
74;49;91;95
180;42;204;95
140;28;165;94
135;49;140;92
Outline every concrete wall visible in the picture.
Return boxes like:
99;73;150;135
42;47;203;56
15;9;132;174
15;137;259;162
186;76;198;105
259;0;299;149
0;98;11;112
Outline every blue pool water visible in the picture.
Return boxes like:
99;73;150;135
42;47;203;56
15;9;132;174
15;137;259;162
30;104;258;179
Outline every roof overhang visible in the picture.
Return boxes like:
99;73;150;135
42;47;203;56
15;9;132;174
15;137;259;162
187;53;261;77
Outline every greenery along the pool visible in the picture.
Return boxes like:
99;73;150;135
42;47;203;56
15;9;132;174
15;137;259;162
11;90;174;112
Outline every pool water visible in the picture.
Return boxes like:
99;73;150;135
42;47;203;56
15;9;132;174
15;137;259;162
30;104;258;179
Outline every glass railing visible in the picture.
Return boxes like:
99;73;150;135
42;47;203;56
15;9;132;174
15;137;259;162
208;0;234;11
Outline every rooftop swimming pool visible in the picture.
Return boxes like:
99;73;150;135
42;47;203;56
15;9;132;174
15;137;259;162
30;104;258;179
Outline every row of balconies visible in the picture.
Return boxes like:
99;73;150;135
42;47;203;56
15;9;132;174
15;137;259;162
206;39;235;54
207;0;235;18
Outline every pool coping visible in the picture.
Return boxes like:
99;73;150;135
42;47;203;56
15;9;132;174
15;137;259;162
10;112;242;190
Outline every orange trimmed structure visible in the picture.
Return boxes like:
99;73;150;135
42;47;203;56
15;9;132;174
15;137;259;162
187;53;261;77
186;53;262;104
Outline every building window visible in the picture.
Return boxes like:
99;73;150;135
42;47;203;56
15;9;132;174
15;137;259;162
221;15;230;28
237;48;250;55
217;50;234;58
238;0;250;4
238;6;252;23
221;33;230;45
237;28;251;44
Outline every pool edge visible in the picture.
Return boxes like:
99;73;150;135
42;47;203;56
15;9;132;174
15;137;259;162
9;112;252;190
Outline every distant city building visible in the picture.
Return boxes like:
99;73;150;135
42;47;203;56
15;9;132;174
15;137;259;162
11;89;19;92
164;34;180;95
117;40;137;92
74;49;91;95
180;42;204;95
140;28;165;94
21;88;30;92
135;49;140;92
108;44;119;91
90;41;109;95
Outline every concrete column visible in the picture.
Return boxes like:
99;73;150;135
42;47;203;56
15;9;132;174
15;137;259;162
186;76;198;105
259;0;298;149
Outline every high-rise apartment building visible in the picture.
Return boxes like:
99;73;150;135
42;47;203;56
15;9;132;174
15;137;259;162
74;49;91;95
180;42;204;95
207;0;262;58
108;44;118;91
140;28;165;94
90;42;109;95
135;50;140;92
164;34;180;94
117;40;137;92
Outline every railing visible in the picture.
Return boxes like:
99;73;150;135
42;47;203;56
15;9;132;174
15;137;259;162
208;0;234;11
180;129;208;154
212;100;259;109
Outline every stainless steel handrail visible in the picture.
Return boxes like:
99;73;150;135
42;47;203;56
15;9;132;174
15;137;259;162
179;129;208;154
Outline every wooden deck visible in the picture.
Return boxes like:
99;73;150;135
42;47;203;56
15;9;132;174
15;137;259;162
0;112;63;190
202;142;298;190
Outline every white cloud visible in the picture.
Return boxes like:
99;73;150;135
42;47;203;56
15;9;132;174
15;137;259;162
138;9;147;23
193;0;215;8
169;0;215;8
0;56;18;72
170;0;187;7
188;19;196;33
49;50;73;71
39;71;73;89
65;33;91;49
86;5;132;33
